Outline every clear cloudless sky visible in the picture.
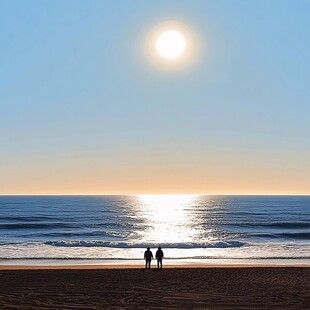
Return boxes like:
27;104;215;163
1;0;310;194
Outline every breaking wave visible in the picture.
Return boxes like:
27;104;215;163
43;240;245;248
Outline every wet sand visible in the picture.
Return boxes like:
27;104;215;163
0;266;309;309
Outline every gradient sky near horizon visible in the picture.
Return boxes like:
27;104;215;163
1;0;310;194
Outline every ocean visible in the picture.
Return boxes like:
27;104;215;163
0;195;309;265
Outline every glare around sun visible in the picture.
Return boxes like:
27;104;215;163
145;21;198;70
156;30;187;60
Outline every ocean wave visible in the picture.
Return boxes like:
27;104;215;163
0;223;79;230
0;216;56;222
0;222;127;230
254;232;310;240
233;222;310;229
23;231;125;238
43;240;245;248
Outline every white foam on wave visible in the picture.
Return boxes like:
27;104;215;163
43;240;245;248
1;240;310;261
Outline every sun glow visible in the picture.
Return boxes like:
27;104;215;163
145;21;199;70
156;30;186;59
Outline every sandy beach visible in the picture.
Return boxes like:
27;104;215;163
0;266;309;309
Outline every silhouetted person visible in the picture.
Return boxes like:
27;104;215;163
155;247;164;269
144;247;153;269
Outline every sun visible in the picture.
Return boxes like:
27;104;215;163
156;30;187;60
145;21;199;70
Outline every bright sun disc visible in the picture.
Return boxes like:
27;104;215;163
145;21;199;70
156;30;186;59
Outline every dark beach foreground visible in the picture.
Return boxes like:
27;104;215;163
0;267;309;309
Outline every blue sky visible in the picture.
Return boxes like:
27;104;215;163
1;0;309;194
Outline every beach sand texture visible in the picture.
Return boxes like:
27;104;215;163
0;267;309;309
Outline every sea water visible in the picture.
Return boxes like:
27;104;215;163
0;195;309;265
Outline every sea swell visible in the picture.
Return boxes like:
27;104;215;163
44;240;245;248
253;232;310;240
232;222;310;229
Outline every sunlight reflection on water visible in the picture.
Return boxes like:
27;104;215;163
136;195;202;244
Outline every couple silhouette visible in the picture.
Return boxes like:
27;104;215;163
144;247;164;269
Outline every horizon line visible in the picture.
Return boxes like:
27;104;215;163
0;193;310;196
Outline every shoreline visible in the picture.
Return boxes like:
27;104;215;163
0;264;310;270
1;257;310;267
1;257;310;269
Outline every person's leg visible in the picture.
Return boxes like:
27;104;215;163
145;260;147;269
160;259;162;268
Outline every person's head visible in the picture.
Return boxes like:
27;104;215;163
147;247;150;250
158;247;161;250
